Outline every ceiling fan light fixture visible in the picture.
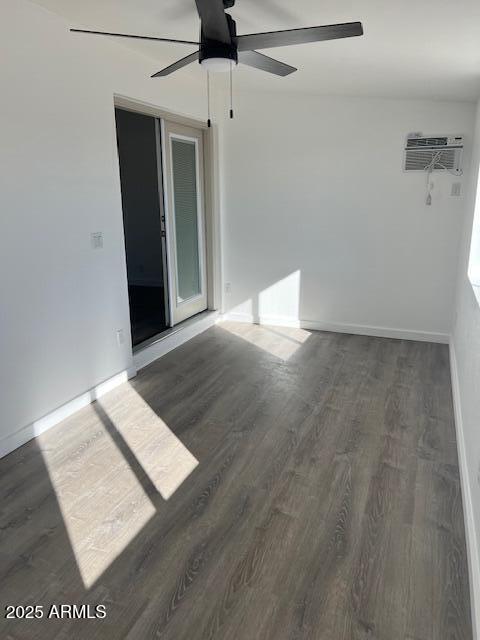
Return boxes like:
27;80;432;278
200;57;237;72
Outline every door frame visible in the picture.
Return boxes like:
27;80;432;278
113;94;222;329
154;118;171;325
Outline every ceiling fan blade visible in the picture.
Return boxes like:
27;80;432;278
70;28;198;45
194;0;231;44
238;50;296;76
151;51;199;77
237;22;363;51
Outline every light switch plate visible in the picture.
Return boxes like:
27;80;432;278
451;182;462;197
91;232;103;249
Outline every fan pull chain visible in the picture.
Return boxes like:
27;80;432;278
207;71;211;128
229;60;234;119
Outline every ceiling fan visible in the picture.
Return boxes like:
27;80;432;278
71;0;364;78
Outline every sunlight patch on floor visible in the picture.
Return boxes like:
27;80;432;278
98;385;199;501
221;271;311;359
220;321;311;360
40;385;198;588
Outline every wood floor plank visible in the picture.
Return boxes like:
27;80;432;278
0;323;472;640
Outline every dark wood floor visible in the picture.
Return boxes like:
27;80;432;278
0;323;472;639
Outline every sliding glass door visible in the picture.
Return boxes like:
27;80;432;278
115;108;169;346
162;122;207;325
116;109;208;344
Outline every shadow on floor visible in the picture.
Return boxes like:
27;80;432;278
0;324;473;640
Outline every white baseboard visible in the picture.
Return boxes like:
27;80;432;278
1;312;219;459
0;367;136;459
222;312;302;329
449;341;480;638
134;310;219;371
221;312;449;344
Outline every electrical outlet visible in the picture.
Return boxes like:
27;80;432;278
225;282;232;294
451;182;462;197
91;232;103;249
116;329;125;346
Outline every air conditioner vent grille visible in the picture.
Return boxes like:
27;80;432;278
405;148;457;171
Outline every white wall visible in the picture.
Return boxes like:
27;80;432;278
0;0;214;453
451;98;480;636
221;90;475;339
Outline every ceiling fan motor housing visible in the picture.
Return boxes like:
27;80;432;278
199;14;238;66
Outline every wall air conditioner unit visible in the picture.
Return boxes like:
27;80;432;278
404;134;464;174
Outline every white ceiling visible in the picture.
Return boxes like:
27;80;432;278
32;0;480;101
